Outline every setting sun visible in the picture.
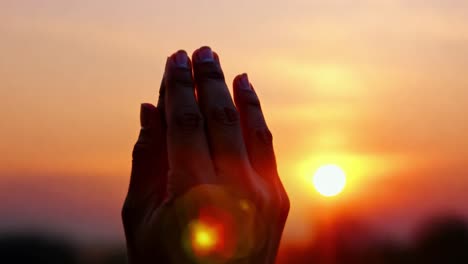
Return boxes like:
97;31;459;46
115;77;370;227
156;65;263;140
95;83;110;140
312;165;346;197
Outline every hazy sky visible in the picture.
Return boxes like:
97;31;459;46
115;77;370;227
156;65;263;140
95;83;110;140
1;0;468;244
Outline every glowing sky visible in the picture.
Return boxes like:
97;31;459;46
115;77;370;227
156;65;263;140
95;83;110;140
1;0;468;243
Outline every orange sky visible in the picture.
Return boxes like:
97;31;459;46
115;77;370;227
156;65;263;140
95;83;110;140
1;0;468;243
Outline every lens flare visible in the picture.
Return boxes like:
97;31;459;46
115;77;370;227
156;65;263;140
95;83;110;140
175;185;259;262
239;199;251;211
191;220;218;254
187;205;234;260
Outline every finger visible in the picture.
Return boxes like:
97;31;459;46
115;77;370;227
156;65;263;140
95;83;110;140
164;50;216;196
233;74;278;179
233;73;290;212
123;103;168;263
233;74;290;263
126;103;167;210
192;47;250;185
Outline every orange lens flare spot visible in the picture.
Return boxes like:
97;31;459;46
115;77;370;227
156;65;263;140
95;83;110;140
239;199;250;211
176;186;256;261
190;220;223;256
191;221;218;253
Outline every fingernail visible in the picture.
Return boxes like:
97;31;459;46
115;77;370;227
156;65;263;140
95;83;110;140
173;50;189;69
196;46;214;63
239;73;251;90
140;103;154;128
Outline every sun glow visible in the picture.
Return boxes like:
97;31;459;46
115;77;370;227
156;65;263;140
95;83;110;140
313;165;346;197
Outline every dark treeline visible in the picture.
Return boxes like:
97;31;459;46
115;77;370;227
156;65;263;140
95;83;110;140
1;214;467;264
277;214;468;264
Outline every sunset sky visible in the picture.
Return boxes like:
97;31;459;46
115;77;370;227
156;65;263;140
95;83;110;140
1;0;468;245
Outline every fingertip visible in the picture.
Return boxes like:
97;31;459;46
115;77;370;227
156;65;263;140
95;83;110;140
165;50;194;88
141;102;157;109
213;51;220;64
172;50;191;69
233;73;242;86
233;73;255;103
234;73;250;89
164;50;192;75
192;46;224;81
140;103;157;128
192;46;221;66
192;46;215;64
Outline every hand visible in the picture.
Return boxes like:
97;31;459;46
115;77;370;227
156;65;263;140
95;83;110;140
122;47;289;264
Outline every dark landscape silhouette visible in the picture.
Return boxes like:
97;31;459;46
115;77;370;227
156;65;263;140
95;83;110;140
2;213;467;264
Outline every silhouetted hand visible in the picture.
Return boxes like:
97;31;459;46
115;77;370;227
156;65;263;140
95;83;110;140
122;47;289;264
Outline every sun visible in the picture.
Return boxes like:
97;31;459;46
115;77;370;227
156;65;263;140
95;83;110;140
313;164;346;197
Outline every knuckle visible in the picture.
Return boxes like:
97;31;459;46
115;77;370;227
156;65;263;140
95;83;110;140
194;64;225;81
171;108;204;132
121;204;139;232
133;125;162;153
255;128;273;145
165;68;194;87
263;178;290;219
280;194;290;218
275;181;290;219
121;199;133;222
132;141;153;161
211;106;240;126
238;89;261;107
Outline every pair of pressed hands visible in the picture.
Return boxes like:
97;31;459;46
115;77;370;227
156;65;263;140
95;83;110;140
122;47;290;264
